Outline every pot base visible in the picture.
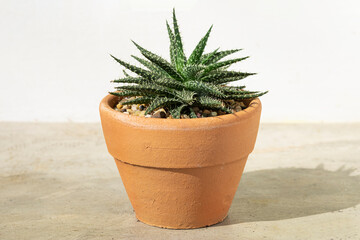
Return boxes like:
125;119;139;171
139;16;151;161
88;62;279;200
115;158;247;229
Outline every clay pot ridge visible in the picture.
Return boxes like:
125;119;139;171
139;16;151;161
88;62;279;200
100;94;262;169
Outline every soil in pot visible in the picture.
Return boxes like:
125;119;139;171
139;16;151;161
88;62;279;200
114;97;247;119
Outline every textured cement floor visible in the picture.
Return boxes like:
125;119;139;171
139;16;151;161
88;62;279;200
0;122;359;240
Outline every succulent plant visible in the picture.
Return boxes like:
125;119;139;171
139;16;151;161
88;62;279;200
110;9;267;118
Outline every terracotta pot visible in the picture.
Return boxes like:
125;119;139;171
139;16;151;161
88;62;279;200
99;94;262;229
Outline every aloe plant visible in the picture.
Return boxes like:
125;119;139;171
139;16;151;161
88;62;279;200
110;9;267;118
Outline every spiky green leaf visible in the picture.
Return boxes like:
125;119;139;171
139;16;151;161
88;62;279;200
187;25;213;65
145;97;182;114
182;64;205;80
109;91;144;98
169;104;187;119
131;55;169;78
172;9;186;71
188;107;197;118
123;70;130;77
132;41;184;81
112;77;148;84
203;57;249;74
183;81;224;97
116;83;174;96
220;85;247;94
174;89;196;104
121;96;155;105
227;85;247;89
198;96;223;108
211;76;250;85
155;78;185;90
201;48;219;65
166;21;177;66
204;49;242;65
110;55;156;80
226;91;268;99
201;71;255;83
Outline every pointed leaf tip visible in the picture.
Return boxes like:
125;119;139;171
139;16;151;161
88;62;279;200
187;25;213;64
131;40;139;47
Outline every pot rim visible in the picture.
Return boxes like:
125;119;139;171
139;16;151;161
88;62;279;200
100;94;261;130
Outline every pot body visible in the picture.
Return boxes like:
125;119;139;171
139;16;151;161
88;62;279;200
100;94;262;229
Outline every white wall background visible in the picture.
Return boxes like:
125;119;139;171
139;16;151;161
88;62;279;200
0;0;359;122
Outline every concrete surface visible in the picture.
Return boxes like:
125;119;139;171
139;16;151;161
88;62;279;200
0;122;359;240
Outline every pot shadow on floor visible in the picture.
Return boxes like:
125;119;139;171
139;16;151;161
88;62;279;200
217;164;360;226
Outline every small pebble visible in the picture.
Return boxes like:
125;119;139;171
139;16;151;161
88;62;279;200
131;105;138;111
235;106;242;112
203;109;211;115
123;112;129;115
151;112;162;118
152;109;166;118
159;112;166;118
192;107;200;112
182;114;190;119
203;109;211;117
196;112;202;118
120;108;127;112
139;105;145;111
145;114;152;118
211;111;218;117
116;103;123;109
